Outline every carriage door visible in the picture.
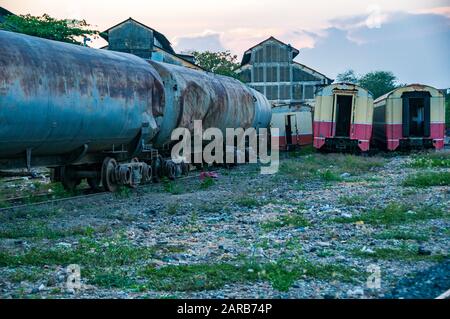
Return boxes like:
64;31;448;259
335;95;353;137
402;92;431;138
285;114;296;146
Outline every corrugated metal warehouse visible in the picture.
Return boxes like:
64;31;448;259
235;37;332;151
373;84;446;151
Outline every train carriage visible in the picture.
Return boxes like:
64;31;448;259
0;30;272;191
313;83;374;152
373;84;445;151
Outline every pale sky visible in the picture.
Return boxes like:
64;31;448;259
1;0;449;87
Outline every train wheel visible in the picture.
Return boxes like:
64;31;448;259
101;157;118;192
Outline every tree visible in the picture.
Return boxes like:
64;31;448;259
358;71;399;99
0;14;98;46
336;69;399;99
191;51;241;79
336;69;358;84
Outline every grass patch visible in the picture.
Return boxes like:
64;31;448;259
115;186;133;198
0;236;155;268
0;223;100;239
338;195;365;206
332;203;447;226
142;257;361;292
163;179;185;195
319;170;343;182
409;152;450;168
403;172;450;188
166;203;180;215
261;214;310;232
236;196;266;208
280;154;384;181
374;230;429;241
199;177;215;190
352;244;447;262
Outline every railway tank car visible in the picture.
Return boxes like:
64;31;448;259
313;83;374;152
373;84;445;151
148;61;271;147
0;31;272;191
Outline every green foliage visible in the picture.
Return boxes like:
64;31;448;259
261;214;310;232
0;222;99;239
352;244;447;262
403;172;450;188
335;69;400;99
279;153;384;181
338;195;365;206
199;176;215;190
0;14;98;45
374;230;429;241
358;71;399;99
191;51;241;79
409;152;450;168
332;203;447;225
236;196;266;208
141;257;360;292
335;69;358;84
163;180;184;195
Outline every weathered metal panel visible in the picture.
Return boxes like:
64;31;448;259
148;61;272;147
108;20;154;59
313;83;374;151
373;84;445;150
0;30;164;162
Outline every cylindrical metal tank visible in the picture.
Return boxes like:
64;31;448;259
0;31;164;162
148;61;272;147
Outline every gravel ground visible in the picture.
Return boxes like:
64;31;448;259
0;150;448;299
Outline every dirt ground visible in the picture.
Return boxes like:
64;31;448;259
0;149;449;299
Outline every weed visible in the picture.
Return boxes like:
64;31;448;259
261;214;310;232
403;172;450;188
332;203;447;226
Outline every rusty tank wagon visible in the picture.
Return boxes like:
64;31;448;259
0;31;272;191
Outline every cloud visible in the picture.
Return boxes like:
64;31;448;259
173;30;225;53
412;6;450;19
298;12;450;88
172;8;449;87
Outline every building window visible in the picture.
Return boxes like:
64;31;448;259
293;84;303;100
240;69;251;83
266;85;279;100
304;85;315;99
266;66;278;82
280;47;290;62
280;66;290;82
293;67;318;82
251;85;264;95
264;44;280;62
253;66;264;82
280;85;291;100
254;48;264;63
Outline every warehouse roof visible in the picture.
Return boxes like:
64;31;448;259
100;17;175;54
240;36;300;66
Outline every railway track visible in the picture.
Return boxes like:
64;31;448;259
0;167;244;212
